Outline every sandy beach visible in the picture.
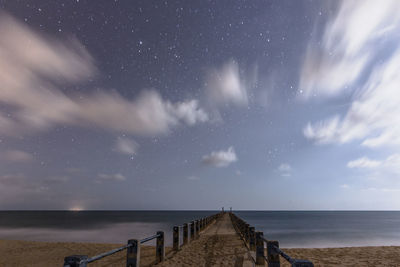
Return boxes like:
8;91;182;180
280;246;400;267
0;239;170;267
2;240;400;266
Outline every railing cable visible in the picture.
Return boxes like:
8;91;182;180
83;243;132;264
140;233;160;244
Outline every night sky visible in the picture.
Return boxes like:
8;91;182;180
1;0;400;210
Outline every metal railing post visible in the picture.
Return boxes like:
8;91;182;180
255;231;265;266
183;223;189;245
267;240;280;267
126;239;140;267
64;255;88;267
173;226;180;251
156;231;165;263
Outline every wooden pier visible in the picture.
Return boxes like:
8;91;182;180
158;212;253;266
64;211;313;267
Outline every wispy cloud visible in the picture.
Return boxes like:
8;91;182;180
346;154;400;193
299;0;400;99
0;173;70;206
278;163;292;177
96;173;126;183
202;146;237;167
114;137;139;155
1;150;33;163
348;154;400;175
347;157;382;169
301;1;400;148
0;12;208;137
206;60;249;107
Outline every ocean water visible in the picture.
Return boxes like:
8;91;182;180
1;211;400;248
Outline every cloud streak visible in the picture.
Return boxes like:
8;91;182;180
1;150;33;163
115;138;139;155
206;60;248;107
96;173;127;182
202;146;237;167
348;154;400;175
0;12;208;137
347;157;382;169
278;163;292;177
302;1;400;148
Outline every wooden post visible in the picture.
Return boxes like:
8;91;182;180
156;231;165;263
267;240;280;267
126;239;140;267
173;226;180;251
255;231;265;266
64;255;88;267
245;223;250;242
195;220;200;238
190;221;195;241
249;226;256;250
183;223;189;245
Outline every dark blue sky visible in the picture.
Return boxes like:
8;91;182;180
1;0;399;210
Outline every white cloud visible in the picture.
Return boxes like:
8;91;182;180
278;163;292;177
202;146;237;167
206;60;248;106
0;12;208;136
1;150;33;163
347;154;400;175
78;90;208;135
170;99;209;125
115;138;139;155
304;49;400;147
347;157;382;169
340;184;350;189
97;173;126;182
302;1;400;148
380;188;400;192
300;0;400;99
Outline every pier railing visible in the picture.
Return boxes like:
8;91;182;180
230;212;314;267
63;212;222;267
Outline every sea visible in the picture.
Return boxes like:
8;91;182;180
1;210;400;248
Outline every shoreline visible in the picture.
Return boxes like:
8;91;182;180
2;239;400;266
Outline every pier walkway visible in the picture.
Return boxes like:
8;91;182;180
63;211;314;266
158;213;253;267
